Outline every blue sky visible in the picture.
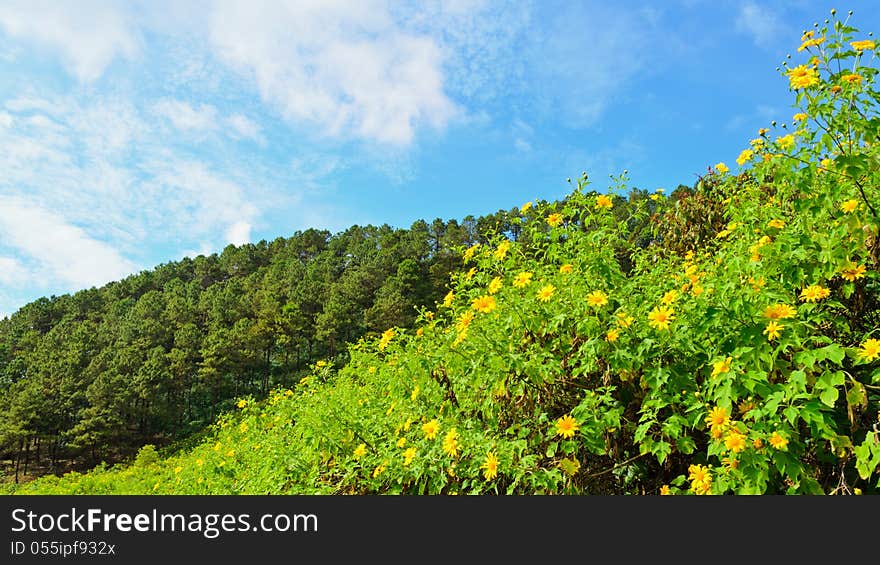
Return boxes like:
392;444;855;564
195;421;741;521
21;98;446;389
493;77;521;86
1;0;878;317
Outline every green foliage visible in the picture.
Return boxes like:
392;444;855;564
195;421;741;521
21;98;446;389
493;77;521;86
6;10;880;495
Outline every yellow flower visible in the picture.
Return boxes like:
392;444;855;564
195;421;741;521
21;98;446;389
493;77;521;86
769;432;788;450
174;466;182;474
764;321;784;341
586;290;609;308
830;85;842;94
422;419;440;440
372;462;386;478
442;429;460;458
724;430;747;453
840;263;866;282
555;414;580;439
799;284;830;302
494;240;511;261
521;201;533;214
472;295;498;314
859;338;880;361
763;303;797;320
239;421;248;433
753;438;764;449
225;449;235;458
463;243;480;262
851;40;876;51
787;64;820;90
606;328;620;342
236;399;248;409
378;328;395;351
841;199;859;213
396;436;407;448
481;452;499;481
648;306;674;330
559;263;574;275
841;73;863;85
797;36;825;51
766;219;785;229
776;135;795;150
660;290;679;306
416;327;424;337
660;485;671;495
443;290;455;308
711;357;732;378
536;284;556;302
456;311;474;331
688;464;712;495
465;267;477;280
354;443;367;458
801;30;815;41
403;447;416;466
736;148;754;166
792;113;807;122
705;406;729;429
616;312;634;328
595;194;613;209
513;271;533;288
715;162;729;174
547;213;564;227
488;276;503;295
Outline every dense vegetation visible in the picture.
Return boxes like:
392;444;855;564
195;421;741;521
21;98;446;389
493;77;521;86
5;11;880;494
0;213;522;478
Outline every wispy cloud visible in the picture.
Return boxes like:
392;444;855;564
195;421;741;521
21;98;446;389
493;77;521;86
0;0;140;82
0;198;137;288
208;0;460;146
154;99;219;132
736;1;785;49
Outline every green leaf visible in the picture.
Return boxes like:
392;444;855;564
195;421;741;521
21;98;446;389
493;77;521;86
819;387;838;407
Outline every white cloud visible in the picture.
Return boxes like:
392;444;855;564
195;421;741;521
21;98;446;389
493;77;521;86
0;112;12;127
208;0;459;145
0;0;140;82
225;221;252;246
736;2;783;49
226;113;262;141
0;198;137;288
0;256;31;285
154;98;218;131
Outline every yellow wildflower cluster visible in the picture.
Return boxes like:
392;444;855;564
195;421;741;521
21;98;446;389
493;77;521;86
481;452;499;481
715;162;729;174
555;414;579;439
595;194;613;209
513;271;533;288
378;328;395;351
537;284;556;302
648;306;674;331
463;243;479;262
859;338;880;361
787;64;820;90
688;464;712;495
840;262;866;282
422;419;440;440
705;406;730;439
488;276;503;295
494;240;511;261
442;429;460;457
586;290;609;308
711;356;732;378
799;284;830;302
547;213;564;227
472;295;497;314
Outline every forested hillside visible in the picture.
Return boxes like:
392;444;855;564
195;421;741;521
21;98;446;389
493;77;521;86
0;198;673;481
4;12;880;495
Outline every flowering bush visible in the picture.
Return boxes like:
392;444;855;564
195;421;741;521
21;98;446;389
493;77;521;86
14;9;879;495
